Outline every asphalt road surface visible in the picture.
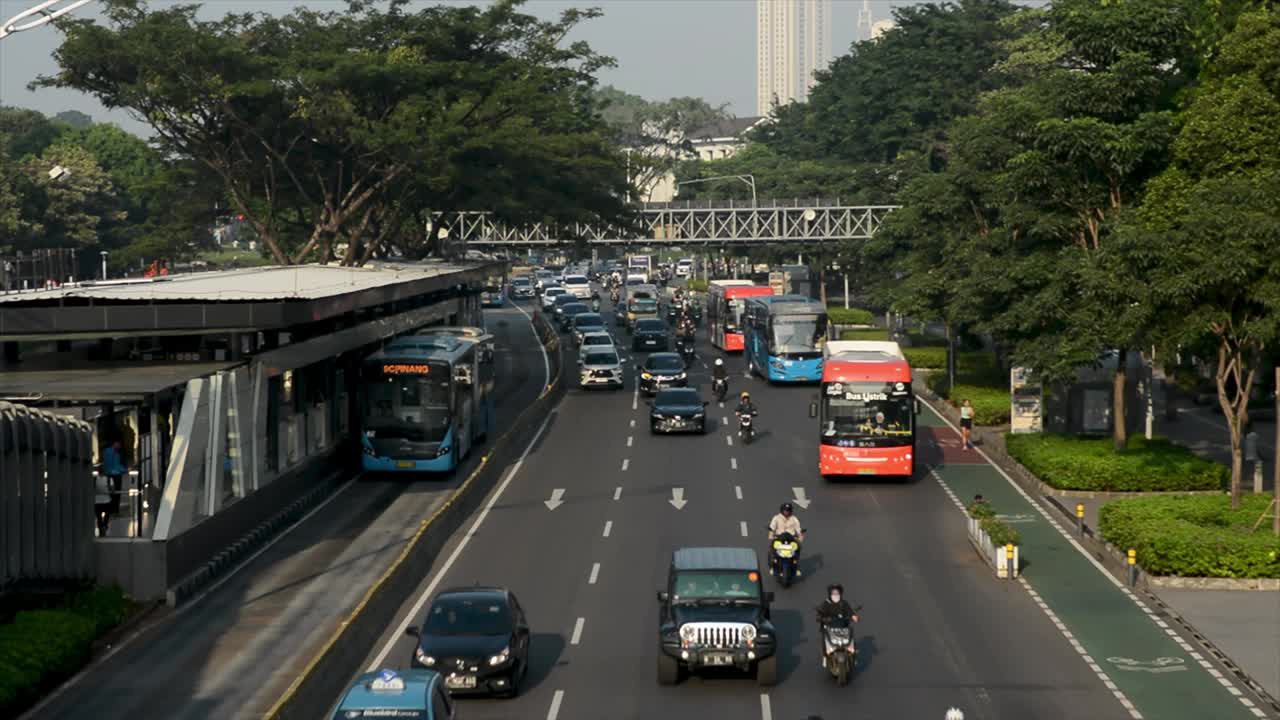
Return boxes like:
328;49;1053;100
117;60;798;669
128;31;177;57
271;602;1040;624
25;303;546;720
356;293;1214;720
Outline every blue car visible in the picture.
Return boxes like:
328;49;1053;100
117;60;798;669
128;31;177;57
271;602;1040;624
333;669;455;719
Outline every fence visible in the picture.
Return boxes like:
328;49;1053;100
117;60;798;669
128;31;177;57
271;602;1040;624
1;248;81;292
1;401;96;589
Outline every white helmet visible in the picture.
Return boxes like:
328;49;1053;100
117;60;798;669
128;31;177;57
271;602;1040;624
715;358;724;366
945;709;965;720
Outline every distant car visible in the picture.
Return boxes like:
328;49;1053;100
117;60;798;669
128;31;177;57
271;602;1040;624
481;284;504;307
571;312;606;344
639;352;687;395
407;586;531;697
334;668;455;719
558;302;590;331
649;387;708;434
578;330;615;355
632;318;670;351
579;346;626;390
510;277;534;298
562;274;592;299
534;271;556;293
541;286;567;310
551;294;578;321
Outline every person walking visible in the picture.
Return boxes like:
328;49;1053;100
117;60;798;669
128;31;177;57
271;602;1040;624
102;439;127;525
959;400;974;450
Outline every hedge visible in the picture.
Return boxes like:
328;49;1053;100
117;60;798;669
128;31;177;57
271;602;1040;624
827;307;875;325
1098;495;1280;578
1005;433;1228;492
839;328;889;341
926;372;1009;425
967;500;1022;547
685;278;708;293
0;586;130;716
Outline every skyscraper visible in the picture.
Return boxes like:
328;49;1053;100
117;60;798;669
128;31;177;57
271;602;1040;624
757;0;832;115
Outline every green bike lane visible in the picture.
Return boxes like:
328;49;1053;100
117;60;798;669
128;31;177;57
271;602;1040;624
917;406;1272;720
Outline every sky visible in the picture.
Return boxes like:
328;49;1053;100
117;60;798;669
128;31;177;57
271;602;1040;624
0;0;924;138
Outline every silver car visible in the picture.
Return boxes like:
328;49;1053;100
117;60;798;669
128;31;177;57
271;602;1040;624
541;286;567;310
579;347;626;390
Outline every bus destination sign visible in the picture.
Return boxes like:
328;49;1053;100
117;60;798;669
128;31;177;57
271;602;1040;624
382;363;430;375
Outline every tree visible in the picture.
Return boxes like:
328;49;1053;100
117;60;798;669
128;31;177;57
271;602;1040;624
21;142;124;249
1140;7;1280;508
54;110;93;129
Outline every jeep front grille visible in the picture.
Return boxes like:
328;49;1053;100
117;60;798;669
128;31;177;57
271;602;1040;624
682;622;752;648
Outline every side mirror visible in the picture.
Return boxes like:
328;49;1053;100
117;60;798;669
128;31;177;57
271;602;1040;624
808;402;817;418
764;591;775;604
915;400;921;415
657;591;669;603
405;626;421;638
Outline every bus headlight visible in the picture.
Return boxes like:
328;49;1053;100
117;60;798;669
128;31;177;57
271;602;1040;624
436;444;451;458
415;648;435;666
770;360;785;371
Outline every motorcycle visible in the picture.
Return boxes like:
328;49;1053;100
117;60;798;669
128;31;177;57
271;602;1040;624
591;298;601;313
769;531;803;587
610;288;620;303
712;376;729;402
821;608;862;686
737;407;752;440
677;336;696;362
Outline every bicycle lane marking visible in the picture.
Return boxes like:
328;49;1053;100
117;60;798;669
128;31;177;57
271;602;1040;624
921;404;1268;720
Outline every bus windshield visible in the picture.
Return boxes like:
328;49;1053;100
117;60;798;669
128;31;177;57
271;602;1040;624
820;381;913;447
364;361;452;443
770;314;826;355
630;298;658;312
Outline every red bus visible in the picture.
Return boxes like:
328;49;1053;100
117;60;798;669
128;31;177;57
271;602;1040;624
706;280;775;352
811;341;918;479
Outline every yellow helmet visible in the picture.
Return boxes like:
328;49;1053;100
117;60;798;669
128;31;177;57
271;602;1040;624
740;391;750;398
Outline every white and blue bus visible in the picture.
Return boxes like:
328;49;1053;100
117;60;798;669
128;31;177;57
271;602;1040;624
743;295;829;382
361;327;495;473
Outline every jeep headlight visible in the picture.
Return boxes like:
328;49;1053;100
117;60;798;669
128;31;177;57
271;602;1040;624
741;625;757;643
679;625;697;643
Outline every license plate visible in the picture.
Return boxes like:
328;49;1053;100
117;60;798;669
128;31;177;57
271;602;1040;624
705;653;734;666
646;340;657;345
858;468;876;475
446;675;477;689
397;461;415;469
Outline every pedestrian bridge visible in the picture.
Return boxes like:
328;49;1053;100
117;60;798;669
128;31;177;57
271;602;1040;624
438;200;900;247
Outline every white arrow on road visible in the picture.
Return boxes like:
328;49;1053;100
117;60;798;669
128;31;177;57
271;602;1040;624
544;489;566;510
791;487;811;509
669;488;687;510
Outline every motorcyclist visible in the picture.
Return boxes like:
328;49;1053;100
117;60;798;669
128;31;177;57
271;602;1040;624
712;358;729;381
610;286;620;303
768;501;803;575
678;315;696;340
816;583;859;658
591;297;601;312
735;391;758;418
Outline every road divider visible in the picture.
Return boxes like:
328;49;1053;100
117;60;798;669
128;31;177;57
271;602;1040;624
263;305;565;720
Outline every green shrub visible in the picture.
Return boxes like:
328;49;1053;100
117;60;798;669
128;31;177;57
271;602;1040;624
839;328;889;341
827;307;875;325
1005;433;1227;492
927;372;1009;425
966;501;996;519
907;333;948;347
967;500;1021;546
1098;495;1280;578
0;586;129;717
686;279;708;293
903;347;947;369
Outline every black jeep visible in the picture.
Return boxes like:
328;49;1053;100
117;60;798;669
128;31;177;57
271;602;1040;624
656;547;778;686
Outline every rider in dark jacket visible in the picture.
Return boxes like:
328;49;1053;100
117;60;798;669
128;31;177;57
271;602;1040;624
816;583;858;658
735;392;757;417
712;358;729;381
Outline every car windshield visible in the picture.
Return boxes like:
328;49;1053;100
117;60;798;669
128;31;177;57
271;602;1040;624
564;276;587;285
562;304;588;315
583;334;612;346
424;596;513;636
672;571;761;602
656;389;700;406
646;355;684;372
513;279;530;287
636;320;665;332
584;351;619;365
545;288;566;297
575;315;603;328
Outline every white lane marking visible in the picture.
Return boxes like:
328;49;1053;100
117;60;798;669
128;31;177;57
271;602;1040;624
740;521;749;537
571;617;585;645
629;419;636;428
632;385;639;410
730;457;738;470
926;400;1261;715
669;488;688;510
735;485;743;500
603;520;613;537
547;689;565;720
368;410;555;669
22;473;361;715
727;435;734;446
719;401;725;409
791;487;810;509
627;435;633;447
613;486;622;501
760;693;772;720
509;299;550;392
543;488;566;511
589;563;600;584
621;458;630;471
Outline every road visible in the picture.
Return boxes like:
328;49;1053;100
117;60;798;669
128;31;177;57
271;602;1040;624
25;304;546;720
352;293;1242;720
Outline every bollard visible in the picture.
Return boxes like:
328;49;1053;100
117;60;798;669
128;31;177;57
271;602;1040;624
1127;549;1137;586
946;708;965;720
1076;503;1085;536
1006;543;1015;578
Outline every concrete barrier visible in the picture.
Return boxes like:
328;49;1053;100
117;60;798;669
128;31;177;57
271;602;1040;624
263;309;564;720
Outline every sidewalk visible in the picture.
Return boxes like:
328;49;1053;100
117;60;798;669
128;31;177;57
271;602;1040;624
1156;397;1275;494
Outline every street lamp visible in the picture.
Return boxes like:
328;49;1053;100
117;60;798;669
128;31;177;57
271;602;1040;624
99;250;108;280
674;174;757;207
1;0;94;39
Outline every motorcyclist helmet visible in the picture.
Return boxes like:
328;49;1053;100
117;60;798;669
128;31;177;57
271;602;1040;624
715;358;724;366
741;391;750;399
828;583;843;603
780;502;793;515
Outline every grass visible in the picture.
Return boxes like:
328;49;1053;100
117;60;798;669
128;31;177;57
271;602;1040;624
839;328;890;341
1005;433;1228;492
1098;495;1280;578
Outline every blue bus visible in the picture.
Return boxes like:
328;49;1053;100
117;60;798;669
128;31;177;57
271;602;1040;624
743;295;829;382
361;327;495;473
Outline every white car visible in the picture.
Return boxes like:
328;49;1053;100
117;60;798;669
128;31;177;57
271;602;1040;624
578;331;616;359
675;259;693;278
541;286;567;310
562;274;592;299
578;346;626;390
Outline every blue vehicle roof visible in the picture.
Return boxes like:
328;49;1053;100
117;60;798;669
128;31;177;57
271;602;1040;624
370;336;469;364
337;669;438;713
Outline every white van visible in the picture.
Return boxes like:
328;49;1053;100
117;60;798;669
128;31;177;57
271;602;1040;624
675;258;694;278
562;274;592;299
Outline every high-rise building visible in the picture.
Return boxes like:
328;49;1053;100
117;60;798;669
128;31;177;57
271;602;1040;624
757;0;831;115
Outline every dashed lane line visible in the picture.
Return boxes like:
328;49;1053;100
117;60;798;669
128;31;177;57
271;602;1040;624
627;435;633;447
730;457;738;470
571;617;585;645
727;435;734;446
613;486;622;501
735;485;743;500
621;458;630;471
629;419;635;428
760;693;773;720
740;521;749;537
602;521;613;538
547;689;565;720
589;563;600;585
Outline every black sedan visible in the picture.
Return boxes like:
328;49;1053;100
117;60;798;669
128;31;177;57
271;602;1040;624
407;586;531;697
639;352;688;395
649;387;709;434
632;318;670;351
559;302;590;331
